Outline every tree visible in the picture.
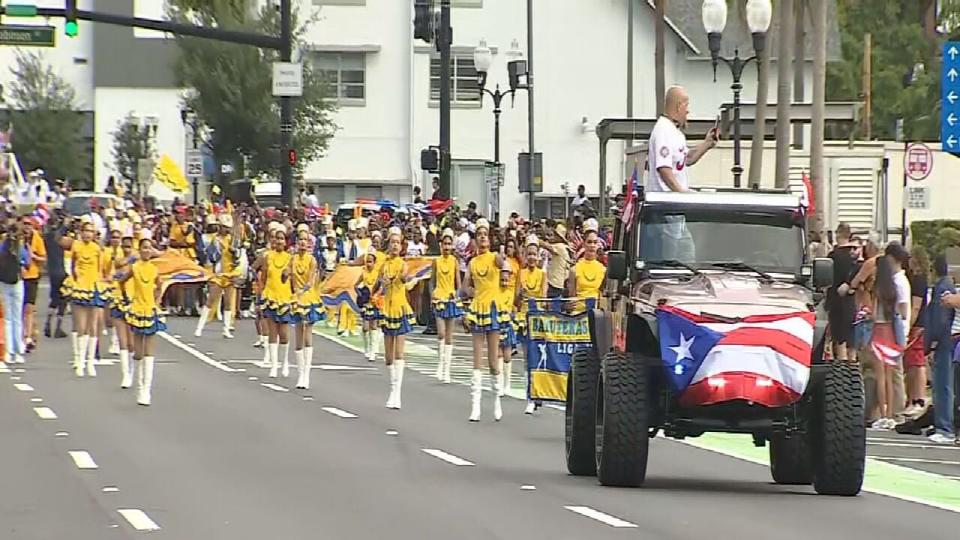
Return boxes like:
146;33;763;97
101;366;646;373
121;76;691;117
110;113;158;194
6;50;87;184
168;0;337;183
826;1;940;141
773;0;794;188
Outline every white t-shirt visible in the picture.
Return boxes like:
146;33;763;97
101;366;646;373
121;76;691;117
894;270;911;316
646;116;689;192
406;241;426;257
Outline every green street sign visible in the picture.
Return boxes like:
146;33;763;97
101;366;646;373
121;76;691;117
0;24;56;47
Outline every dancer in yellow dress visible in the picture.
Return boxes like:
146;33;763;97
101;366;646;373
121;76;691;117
66;220;107;377
461;219;509;422
356;249;383;362
194;214;243;339
379;228;415;410
518;235;547;414
431;228;463;383
291;230;323;389
567;229;606;311
102;229;124;356
498;236;522;397
259;225;294;379
110;235;137;389
119;238;166;406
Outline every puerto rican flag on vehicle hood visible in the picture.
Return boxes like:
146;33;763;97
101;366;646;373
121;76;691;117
656;306;815;408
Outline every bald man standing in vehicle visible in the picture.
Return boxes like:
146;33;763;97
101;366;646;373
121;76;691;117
646;86;719;193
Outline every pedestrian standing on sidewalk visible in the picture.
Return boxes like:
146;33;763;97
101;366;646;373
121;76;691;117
379;228;415;410
903;248;930;417
291;230;323;390
0;222;30;364
120;238;166;406
431;228;462;383
20;216;45;353
869;244;912;430
462;219;508;422
926;254;956;444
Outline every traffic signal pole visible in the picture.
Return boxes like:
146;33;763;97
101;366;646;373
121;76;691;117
438;0;452;201
279;0;294;208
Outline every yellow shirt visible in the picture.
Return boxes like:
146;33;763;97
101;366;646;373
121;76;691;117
574;258;606;300
216;234;238;275
433;254;458;300
470;251;501;313
263;249;293;303
128;260;159;313
22;231;46;280
519;265;545;314
291;252;316;292
169;223;196;258
504;257;520;303
361;265;379;289
70;240;103;290
380;255;410;313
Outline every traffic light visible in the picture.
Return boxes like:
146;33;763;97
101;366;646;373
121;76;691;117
287;148;297;167
65;0;79;37
413;0;435;43
420;147;439;173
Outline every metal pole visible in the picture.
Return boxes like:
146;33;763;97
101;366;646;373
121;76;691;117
627;0;634;127
526;0;536;219
901;141;908;245
494;95;502;223
279;0;294;207
732;60;743;188
438;0;452;200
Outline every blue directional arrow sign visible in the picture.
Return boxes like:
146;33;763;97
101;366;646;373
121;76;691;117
941;41;960;153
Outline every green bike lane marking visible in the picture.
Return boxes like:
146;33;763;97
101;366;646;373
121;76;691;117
314;325;959;512
682;433;960;513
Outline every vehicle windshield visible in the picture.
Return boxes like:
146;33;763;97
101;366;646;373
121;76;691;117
638;206;804;276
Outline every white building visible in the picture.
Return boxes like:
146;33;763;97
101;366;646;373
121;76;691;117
0;0;840;218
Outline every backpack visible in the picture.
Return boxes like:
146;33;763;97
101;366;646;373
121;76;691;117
0;243;21;285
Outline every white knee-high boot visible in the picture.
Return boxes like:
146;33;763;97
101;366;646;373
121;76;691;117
393;360;404;409
363;331;372;361
371;330;382;361
434;343;444;379
261;336;271;367
443;344;454;383
194;306;209;337
268;343;279;378
109;328;120;355
137;357;155;406
469;369;483;422
222;312;234;338
280;343;290;378
302;346;313;389
294;349;305;388
492;371;503;421
71;331;79;364
85;336;98;376
119;350;132;389
75;334;88;377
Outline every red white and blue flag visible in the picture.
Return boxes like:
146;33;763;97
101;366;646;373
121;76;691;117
870;323;904;367
621;164;640;230
656;306;815;407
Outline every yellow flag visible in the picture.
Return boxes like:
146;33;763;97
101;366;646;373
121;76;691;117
152;154;189;193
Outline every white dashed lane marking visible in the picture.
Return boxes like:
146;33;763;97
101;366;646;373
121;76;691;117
421;448;475;466
68;451;98;470
157;332;241;373
34;407;57;420
14;383;34;391
260;383;289;392
564;506;638;528
321;406;358;419
117;509;161;531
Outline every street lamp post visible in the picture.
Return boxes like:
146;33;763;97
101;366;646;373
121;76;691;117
180;106;202;205
701;0;772;188
474;39;529;224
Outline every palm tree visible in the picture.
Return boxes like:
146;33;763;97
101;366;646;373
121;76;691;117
773;0;795;188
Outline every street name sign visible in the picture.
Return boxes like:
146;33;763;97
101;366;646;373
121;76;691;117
0;24;55;47
905;185;930;210
941;41;960;153
272;62;303;97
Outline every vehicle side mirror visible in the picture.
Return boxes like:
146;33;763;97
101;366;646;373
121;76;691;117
607;250;627;281
812;257;833;289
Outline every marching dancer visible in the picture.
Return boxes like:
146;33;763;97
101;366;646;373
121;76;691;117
518;236;546;414
320;232;341;326
461;219;508;422
498;236;522;397
357;250;383;362
567;228;606;307
119;238;166;406
379;228;415;409
66;219;107;377
259;224;294;378
110;235;136;388
431;228;462;383
194;214;243;338
103;228;124;355
292;230;323;389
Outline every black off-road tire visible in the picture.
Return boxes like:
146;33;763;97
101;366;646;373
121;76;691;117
769;433;813;485
595;352;649;487
812;361;866;496
565;348;600;476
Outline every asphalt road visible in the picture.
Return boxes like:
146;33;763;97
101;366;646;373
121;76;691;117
2;312;959;539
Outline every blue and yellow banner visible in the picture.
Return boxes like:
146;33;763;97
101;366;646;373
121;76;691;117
525;298;595;403
320;257;436;314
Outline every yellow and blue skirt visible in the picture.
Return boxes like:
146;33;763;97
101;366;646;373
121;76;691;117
261;297;295;324
356;286;382;322
499;313;520;348
380;303;415;336
433;297;464;320
466;300;512;335
110;294;129;321
293;290;326;325
69;281;108;308
125;306;167;336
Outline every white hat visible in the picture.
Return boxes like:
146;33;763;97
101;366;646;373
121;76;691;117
441;227;455;240
525;234;539;247
219;214;234;228
388;226;403;238
104;208;116;218
583;218;599;233
322;214;333;225
358;217;370;229
475;218;490;231
466;223;476;234
205;214;217;226
348;219;358;231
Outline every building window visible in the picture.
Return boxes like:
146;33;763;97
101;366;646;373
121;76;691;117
313;0;366;5
311;52;366;104
430;55;480;104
